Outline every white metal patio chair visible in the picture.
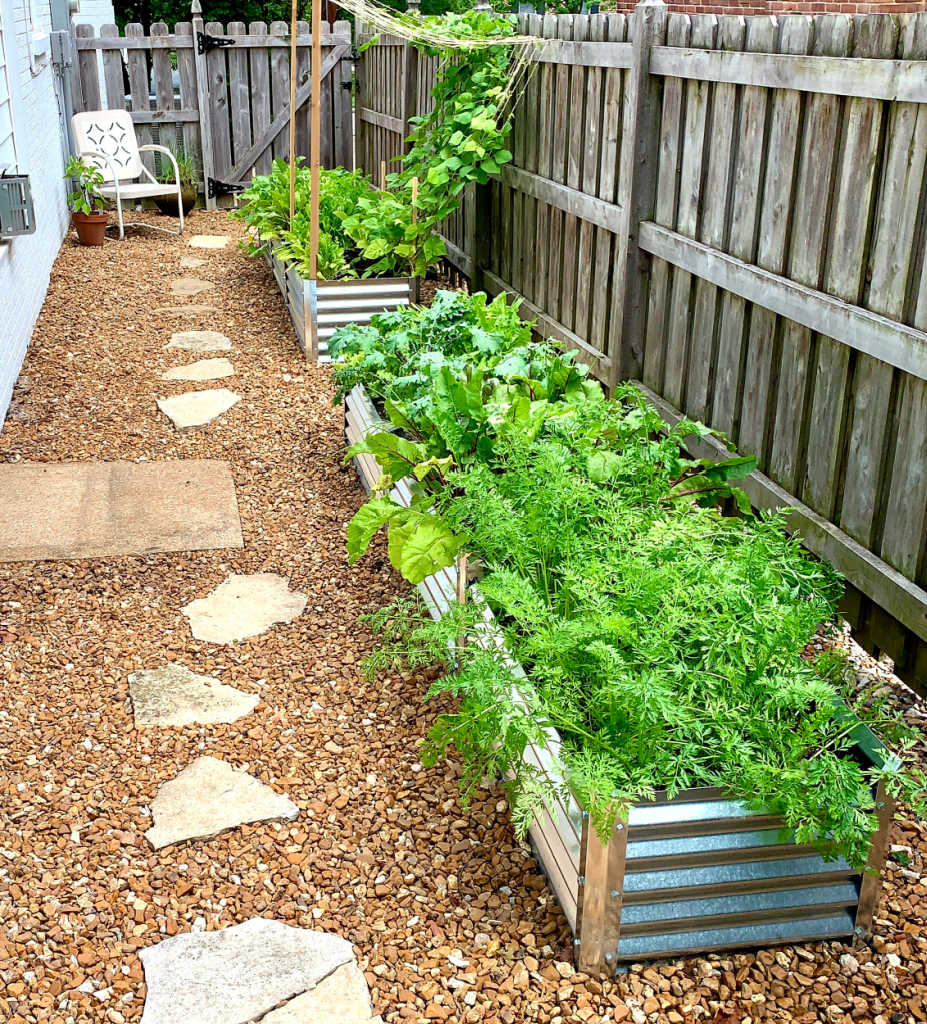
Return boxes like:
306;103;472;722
71;109;184;239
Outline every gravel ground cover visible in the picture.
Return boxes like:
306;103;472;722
0;211;925;1024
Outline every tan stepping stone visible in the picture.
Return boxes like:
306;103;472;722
156;388;240;432
139;919;354;1024
171;277;215;298
128;664;258;728
166;329;232;353
263;963;383;1024
181;573;307;644
144;756;298;849
160;358;235;382
180;255;206;268
0;460;242;562
189;234;230;249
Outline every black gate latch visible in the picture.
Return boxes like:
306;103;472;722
207;178;246;199
197;32;235;54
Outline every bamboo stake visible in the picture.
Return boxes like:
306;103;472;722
309;0;322;281
288;0;298;224
380;160;387;191
456;551;468;664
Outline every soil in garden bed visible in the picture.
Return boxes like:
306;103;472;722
0;211;924;1024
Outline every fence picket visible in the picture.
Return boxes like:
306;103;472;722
269;21;290;163
878;14;927;579
710;15;776;434
205;21;233;177
738;15;813;463
643;13;690;391
768;15;849;493
125;24;154;173
685;15;745;423
175;23;202;173
76;24;101;112
594;13;627;373
100;24;124;111
662;14;716;409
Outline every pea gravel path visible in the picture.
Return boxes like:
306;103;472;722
1;211;925;1024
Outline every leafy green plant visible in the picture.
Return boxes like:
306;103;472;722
157;144;198;187
64;156;107;215
232;160;372;280
335;289;927;867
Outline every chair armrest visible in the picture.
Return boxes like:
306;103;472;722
138;144;181;188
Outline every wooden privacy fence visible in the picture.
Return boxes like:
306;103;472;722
357;7;927;693
71;12;352;205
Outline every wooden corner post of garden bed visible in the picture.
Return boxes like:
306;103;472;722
575;812;627;974
855;780;895;936
611;0;667;390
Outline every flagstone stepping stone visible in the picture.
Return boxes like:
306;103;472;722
180;255;206;268
171;277;215;298
144;756;298;849
189;234;230;249
181;573;307;644
263;963;383;1024
160;358;235;382
156;389;240;432
167;329;232;353
139;918;353;1024
128;664;258;728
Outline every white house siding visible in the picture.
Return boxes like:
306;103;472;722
0;0;112;427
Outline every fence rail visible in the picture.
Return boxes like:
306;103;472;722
357;7;927;692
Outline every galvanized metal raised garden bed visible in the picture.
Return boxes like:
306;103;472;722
264;245;412;363
343;382;894;973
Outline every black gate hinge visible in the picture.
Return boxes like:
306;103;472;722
207;177;246;199
197;32;235;55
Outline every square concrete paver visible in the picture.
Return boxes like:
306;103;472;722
0;460;243;562
188;235;230;249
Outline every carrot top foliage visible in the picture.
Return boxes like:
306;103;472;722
332;291;926;866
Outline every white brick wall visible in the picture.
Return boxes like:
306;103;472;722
0;0;112;429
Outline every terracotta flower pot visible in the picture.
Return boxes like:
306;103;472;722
72;210;109;246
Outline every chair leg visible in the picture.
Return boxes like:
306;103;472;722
178;190;184;235
116;196;124;240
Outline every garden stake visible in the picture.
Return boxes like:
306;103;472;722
288;0;298;225
456;551;467;662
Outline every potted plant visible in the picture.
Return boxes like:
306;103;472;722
64;155;109;246
154;145;198;217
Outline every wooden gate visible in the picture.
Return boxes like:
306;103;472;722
72;14;353;205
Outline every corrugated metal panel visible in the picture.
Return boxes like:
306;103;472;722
617;911;857;960
615;791;864;961
316;279;412;363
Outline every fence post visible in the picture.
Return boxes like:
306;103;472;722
191;0;217;210
469;182;492;294
400;36;419;153
612;0;667;389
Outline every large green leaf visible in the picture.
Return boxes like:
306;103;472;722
346;498;403;563
396;515;465;584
